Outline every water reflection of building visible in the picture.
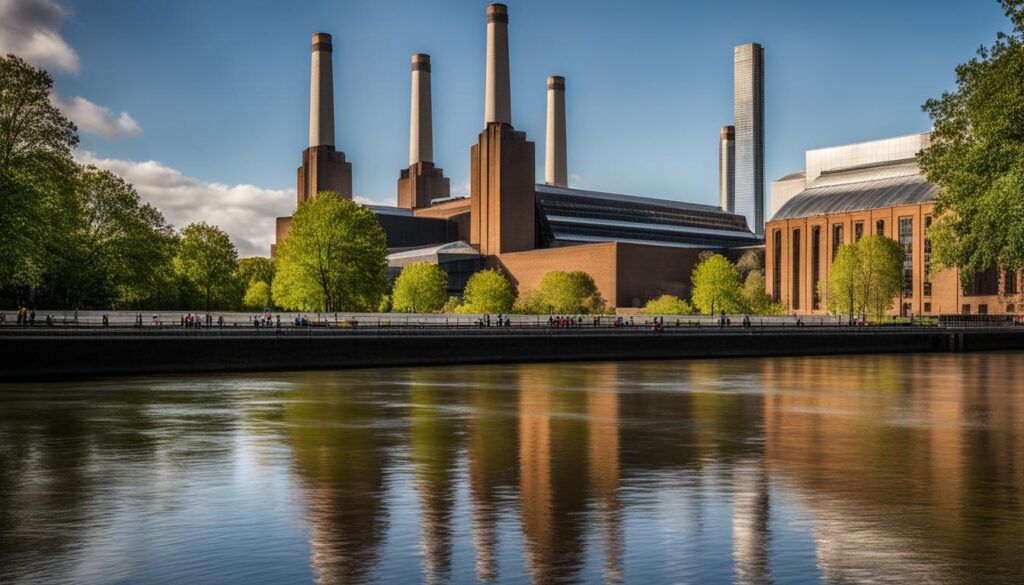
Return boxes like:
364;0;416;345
285;375;392;585
467;370;520;582
517;363;623;584
409;370;464;584
760;354;1024;583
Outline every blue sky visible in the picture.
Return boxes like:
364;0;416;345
2;0;1011;254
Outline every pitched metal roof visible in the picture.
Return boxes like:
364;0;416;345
771;161;937;221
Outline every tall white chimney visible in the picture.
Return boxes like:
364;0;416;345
409;54;433;165
484;4;511;125
309;32;335;148
545;75;567;187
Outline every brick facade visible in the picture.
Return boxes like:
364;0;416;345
765;203;1020;316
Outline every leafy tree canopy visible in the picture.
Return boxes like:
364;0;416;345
0;54;79;295
919;1;1024;274
173;222;239;311
518;270;606;314
640;294;694;315
272;194;388;312
460;269;516;314
237;257;275;286
825;236;904;318
690;254;743;314
392;262;448;313
242;280;274;311
740;270;784;315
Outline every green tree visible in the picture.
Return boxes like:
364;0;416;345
918;1;1024;277
826;243;860;317
640;294;693;315
739;270;783;315
460;269;516;313
50;166;176;308
825;237;904;318
690;254;743;314
272;194;388;312
392;262;448;313
0;55;78;298
856;235;905;318
518;270;606;314
243;280;274;310
173;222;239;311
236;257;275;286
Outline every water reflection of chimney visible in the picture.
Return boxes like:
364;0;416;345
409;374;461;584
587;363;623;583
732;458;772;584
469;370;520;582
286;380;389;585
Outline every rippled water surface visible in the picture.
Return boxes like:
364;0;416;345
1;353;1023;584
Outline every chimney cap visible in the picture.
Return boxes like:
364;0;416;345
411;53;430;63
312;32;332;43
487;3;508;14
721;125;735;138
547;75;565;84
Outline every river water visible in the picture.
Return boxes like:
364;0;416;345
1;353;1022;585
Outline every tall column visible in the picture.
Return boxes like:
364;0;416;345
734;42;765;236
397;53;450;210
484;4;511;125
409;54;433;165
545;76;567;187
720;125;735;212
309;32;335;148
295;31;351;204
470;3;535;256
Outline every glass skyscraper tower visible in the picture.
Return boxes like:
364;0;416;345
733;43;765;236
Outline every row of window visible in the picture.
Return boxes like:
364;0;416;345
771;215;935;307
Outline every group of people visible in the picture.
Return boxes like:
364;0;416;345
547;315;588;329
477;314;511;328
14;307;35;326
181;313;222;328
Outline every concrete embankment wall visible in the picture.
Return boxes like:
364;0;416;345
3;328;1023;381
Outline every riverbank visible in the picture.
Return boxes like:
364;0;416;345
2;326;1023;381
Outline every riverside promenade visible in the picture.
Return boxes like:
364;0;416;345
2;314;1023;380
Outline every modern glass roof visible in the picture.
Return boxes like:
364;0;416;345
534;184;758;249
771;161;937;221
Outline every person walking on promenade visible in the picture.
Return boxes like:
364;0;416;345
29;308;36;326
16;306;23;326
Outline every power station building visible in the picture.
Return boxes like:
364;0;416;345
275;4;762;310
766;133;1021;316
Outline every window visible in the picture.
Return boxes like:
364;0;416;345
966;269;999;296
772;230;782;302
924;302;932;313
962;304;971;315
854;222;864;241
792;229;801;311
832;224;844;261
876;219;885;237
812;226;821;310
1005;270;1018;295
1007;304;1015;314
924;216;932;297
978;304;988;315
899;217;913;298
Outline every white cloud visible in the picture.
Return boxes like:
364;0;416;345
76;151;294;257
354;195;392;207
0;0;79;72
51;94;142;138
3;0;143;139
569;173;585;189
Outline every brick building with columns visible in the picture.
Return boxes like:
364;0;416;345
766;133;1020;316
